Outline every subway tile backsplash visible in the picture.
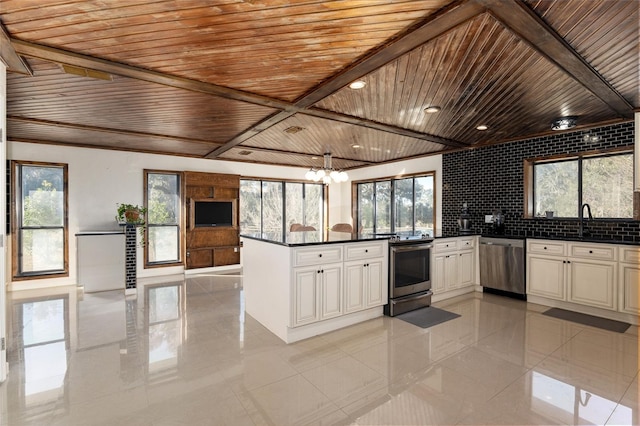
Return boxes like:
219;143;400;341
442;121;640;242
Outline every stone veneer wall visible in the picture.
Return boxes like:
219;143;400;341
442;121;640;242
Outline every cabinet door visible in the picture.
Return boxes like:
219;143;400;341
527;256;565;300
365;260;384;307
444;254;458;290
458;250;475;288
320;264;343;319
568;259;617;310
344;262;365;313
433;255;446;293
619;263;640;314
293;267;319;326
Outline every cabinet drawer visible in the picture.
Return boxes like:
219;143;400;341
458;237;475;250
294;246;343;266
569;243;616;261
434;239;458;252
619;247;640;264
527;240;565;256
345;241;385;261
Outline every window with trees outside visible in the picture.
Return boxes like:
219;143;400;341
528;150;633;218
356;173;435;236
12;161;68;278
240;179;325;241
145;171;181;265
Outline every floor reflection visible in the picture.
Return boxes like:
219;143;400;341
1;273;637;425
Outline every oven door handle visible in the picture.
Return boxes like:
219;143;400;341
392;244;433;252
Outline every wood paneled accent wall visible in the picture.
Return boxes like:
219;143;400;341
184;171;240;269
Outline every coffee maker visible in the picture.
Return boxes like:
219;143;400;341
458;202;472;235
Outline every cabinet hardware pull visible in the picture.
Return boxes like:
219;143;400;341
365;249;368;253
544;247;547;250
589;250;593;254
319;254;322;257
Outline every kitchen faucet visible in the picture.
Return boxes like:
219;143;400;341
578;203;592;238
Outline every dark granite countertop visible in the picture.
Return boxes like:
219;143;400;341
240;231;391;247
437;232;640;246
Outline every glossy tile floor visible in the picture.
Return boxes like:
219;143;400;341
2;272;638;425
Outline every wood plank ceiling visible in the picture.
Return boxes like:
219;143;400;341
0;0;637;172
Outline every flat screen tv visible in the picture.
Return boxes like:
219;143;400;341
192;199;236;228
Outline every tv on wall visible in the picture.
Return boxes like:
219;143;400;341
191;199;236;228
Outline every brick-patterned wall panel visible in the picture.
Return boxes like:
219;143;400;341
442;122;639;242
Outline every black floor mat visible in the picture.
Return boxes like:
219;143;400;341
396;306;460;329
542;308;631;333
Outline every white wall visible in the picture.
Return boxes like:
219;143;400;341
7;142;314;289
8;141;443;289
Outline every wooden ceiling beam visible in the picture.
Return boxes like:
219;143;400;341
10;38;292;111
304;108;465;148
7;116;223;146
479;0;634;119
0;24;31;75
11;38;468;157
294;0;485;108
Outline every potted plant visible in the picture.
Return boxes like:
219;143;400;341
116;203;148;246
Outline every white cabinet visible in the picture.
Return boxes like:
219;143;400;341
568;259;616;310
343;240;386;314
293;263;343;326
293;240;387;328
619;247;640;315
527;240;566;300
527;239;618;311
344;259;384;313
432;236;476;296
528;255;566;300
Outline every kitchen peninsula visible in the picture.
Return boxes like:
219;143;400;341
241;231;389;343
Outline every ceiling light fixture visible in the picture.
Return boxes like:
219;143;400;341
476;124;488;131
551;116;577;131
424;106;441;114
349;80;366;89
305;153;348;184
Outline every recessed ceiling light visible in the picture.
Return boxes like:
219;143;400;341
349;80;366;90
476;124;488;131
424;106;441;114
551;116;577;131
352;144;361;149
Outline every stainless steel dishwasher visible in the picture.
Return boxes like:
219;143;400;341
479;237;526;298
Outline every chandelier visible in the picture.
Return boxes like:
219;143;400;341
305;153;349;184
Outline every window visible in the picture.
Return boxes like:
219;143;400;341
240;179;325;241
145;171;181;265
528;151;633;218
12;161;68;278
355;173;435;236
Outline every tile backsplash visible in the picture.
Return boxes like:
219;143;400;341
442;121;640;242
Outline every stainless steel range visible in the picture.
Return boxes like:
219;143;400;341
383;234;433;316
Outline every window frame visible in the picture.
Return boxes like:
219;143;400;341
352;171;436;236
144;170;183;268
11;160;69;280
524;146;634;219
239;177;327;241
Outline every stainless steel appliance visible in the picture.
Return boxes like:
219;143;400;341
479;236;525;299
458;202;472;235
384;235;433;316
